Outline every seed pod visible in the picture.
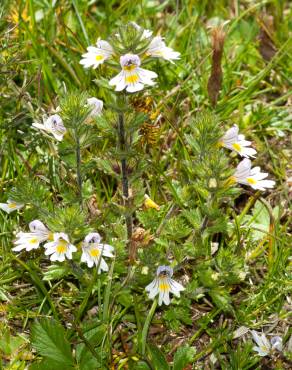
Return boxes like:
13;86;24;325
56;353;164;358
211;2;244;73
207;25;226;107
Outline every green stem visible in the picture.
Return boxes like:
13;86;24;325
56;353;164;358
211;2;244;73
141;299;158;356
117;108;133;261
75;132;83;208
75;268;97;323
102;258;115;323
73;323;100;361
72;0;90;45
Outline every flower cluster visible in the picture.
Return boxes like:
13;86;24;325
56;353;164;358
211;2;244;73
80;22;180;93
12;220;114;273
221;125;275;191
32;97;103;141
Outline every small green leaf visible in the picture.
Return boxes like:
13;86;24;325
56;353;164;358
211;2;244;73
209;288;232;312
43;264;70;281
31;318;74;368
173;345;196;370
147;344;169;370
132;361;151;370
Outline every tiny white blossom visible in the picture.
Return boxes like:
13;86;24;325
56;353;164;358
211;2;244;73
145;265;184;306
109;54;157;93
86;97;103;118
130;22;153;39
0;199;24;214
12;220;52;252
233;159;275;191
44;232;77;262
32;114;66;141
146;36;180;63
80;39;114;69
81;232;114;273
221;125;257;158
251;330;283;357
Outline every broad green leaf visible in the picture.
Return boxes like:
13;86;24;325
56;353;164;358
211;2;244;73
243;201;279;241
173;345;196;370
147;344;170;370
29;359;69;370
31;318;74;368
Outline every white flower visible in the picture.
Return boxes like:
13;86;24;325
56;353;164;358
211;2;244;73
251;330;283;357
146;36;180;63
0;199;24;214
12;220;52;252
130;22;152;39
44;232;77;262
145;265;184;306
233;159;275;191
80;39;114;69
81;232;114;273
86;97;103;118
32;114;66;141
109;54;157;93
221;125;257;158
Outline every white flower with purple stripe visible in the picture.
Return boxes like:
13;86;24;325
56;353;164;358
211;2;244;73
145;265;184;306
221;125;257;158
12;220;52;252
44;232;77;262
233;159;275;191
32;114;66;141
0;199;24;214
81;232;114;273
146;36;180;63
109;54;157;93
251;330;283;357
80;39;114;69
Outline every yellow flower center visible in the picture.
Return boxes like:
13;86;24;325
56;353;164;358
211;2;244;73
125;74;139;84
260;345;269;353
232;142;242;152
123;64;137;72
56;240;67;254
29;238;38;244
89;248;100;258
159;282;170;292
95;55;104;61
8;203;17;208
247;177;257;185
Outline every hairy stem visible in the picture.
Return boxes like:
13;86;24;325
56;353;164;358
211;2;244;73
117;110;133;261
75;133;83;208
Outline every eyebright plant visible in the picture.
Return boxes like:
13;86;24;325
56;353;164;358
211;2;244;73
1;19;283;370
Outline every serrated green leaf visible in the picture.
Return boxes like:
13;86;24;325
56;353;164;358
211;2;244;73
43;264;70;281
173;345;196;370
29;358;69;370
31;318;74;367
